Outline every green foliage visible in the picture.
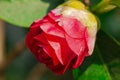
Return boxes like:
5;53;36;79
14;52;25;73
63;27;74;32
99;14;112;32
0;0;63;27
99;8;120;41
110;0;120;8
0;0;120;27
97;30;120;80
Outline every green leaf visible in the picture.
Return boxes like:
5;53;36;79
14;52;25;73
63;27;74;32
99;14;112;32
73;30;120;80
73;47;112;80
0;0;63;27
110;0;120;8
97;30;120;80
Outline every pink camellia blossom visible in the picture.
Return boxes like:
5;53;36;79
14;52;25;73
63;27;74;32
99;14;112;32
26;1;97;75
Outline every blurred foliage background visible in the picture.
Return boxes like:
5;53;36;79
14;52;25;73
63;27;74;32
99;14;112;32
0;0;120;80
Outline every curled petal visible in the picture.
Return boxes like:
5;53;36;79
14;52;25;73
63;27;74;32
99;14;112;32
34;33;59;65
65;34;87;56
44;34;76;66
59;17;86;39
71;48;88;68
48;41;63;65
40;22;65;38
48;54;75;75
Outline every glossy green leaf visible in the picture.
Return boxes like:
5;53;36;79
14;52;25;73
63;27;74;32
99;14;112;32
73;30;120;80
0;0;63;27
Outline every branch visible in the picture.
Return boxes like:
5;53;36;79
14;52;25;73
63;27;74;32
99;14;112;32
0;20;26;80
27;64;48;80
0;39;26;73
0;20;5;67
0;20;5;80
91;0;116;13
84;0;90;6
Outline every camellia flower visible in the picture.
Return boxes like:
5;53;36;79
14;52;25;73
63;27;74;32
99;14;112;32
26;0;97;75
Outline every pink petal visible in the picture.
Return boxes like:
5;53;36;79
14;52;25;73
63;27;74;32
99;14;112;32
48;41;63;65
48;11;62;21
65;34;86;56
59;17;86;39
44;33;76;65
40;22;65;38
43;34;64;65
72;49;88;68
86;35;96;56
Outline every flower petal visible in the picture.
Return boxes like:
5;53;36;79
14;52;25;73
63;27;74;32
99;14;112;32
40;22;65;38
48;54;75;75
59;17;86;39
48;11;62;21
48;41;63;65
34;33;59;65
72;48;88;68
44;34;76;66
65;34;86;56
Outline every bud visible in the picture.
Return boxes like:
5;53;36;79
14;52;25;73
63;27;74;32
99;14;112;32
55;0;97;55
26;0;97;75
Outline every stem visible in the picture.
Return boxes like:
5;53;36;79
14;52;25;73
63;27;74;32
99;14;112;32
92;0;109;11
91;0;116;13
0;39;26;73
27;64;48;80
84;0;90;6
0;20;5;67
0;21;26;80
96;46;112;80
0;20;5;80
